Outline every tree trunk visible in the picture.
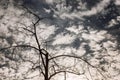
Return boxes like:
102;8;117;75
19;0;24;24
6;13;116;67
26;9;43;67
45;53;49;80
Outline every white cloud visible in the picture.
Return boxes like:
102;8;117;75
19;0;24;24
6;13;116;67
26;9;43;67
66;25;84;34
58;0;111;19
53;33;75;45
80;0;110;16
82;30;106;42
45;0;54;4
115;0;120;5
37;24;56;40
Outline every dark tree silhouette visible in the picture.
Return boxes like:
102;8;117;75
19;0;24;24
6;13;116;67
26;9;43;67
0;3;108;80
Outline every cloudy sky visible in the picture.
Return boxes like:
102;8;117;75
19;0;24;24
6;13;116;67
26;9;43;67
0;0;120;80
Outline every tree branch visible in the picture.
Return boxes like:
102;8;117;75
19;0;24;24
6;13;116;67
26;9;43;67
49;55;96;68
0;45;39;51
33;22;46;69
22;27;34;34
49;70;84;80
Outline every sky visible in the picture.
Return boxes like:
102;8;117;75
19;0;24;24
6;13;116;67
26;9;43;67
0;0;120;80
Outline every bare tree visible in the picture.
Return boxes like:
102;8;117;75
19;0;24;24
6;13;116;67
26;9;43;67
0;5;108;80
